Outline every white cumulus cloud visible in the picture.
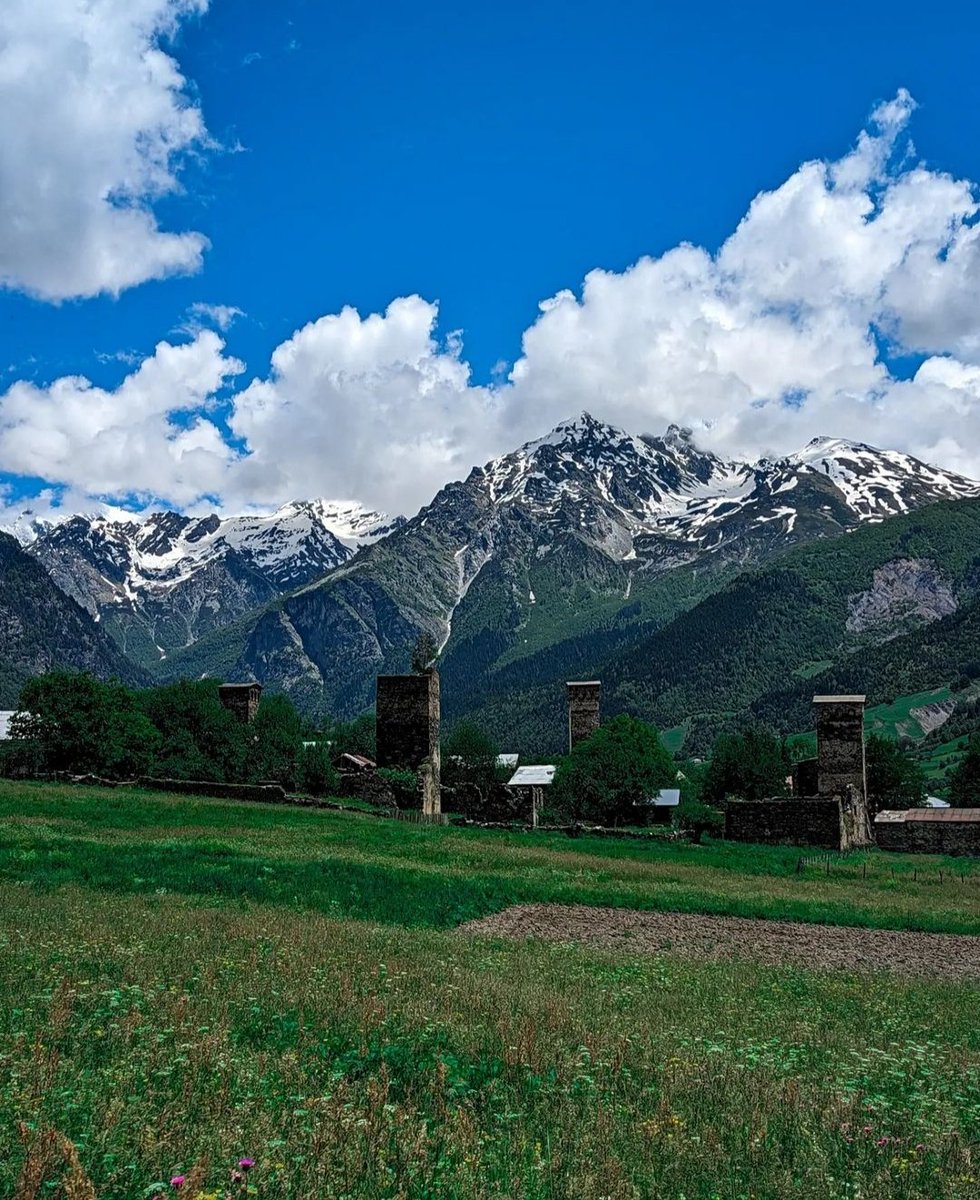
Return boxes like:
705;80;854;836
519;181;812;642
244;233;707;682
0;333;242;508
0;0;211;301
5;89;980;520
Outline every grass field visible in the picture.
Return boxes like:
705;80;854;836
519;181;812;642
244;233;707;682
4;781;980;1198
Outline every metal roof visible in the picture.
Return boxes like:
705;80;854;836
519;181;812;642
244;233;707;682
508;765;556;787
876;808;980;824
813;694;866;704
0;711;15;739
906;808;980;823
566;680;601;687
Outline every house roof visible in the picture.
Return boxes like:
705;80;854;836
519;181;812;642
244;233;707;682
337;752;376;769
813;694;866;704
876;808;980;823
508;765;556;787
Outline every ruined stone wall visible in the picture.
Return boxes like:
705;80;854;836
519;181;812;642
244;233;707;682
815;697;867;801
725;798;846;849
876;820;980;857
376;671;441;812
567;681;601;750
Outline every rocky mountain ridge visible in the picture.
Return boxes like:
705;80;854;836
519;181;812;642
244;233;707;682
6;500;400;666
157;413;980;723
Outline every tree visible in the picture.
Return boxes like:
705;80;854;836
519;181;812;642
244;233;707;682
139;680;247;782
250;694;304;787
549;714;674;825
411;632;438;674
12;672;159;777
297;742;340;796
326;713;377;760
865;733;926;815
701;729;789;805
442;719;501;789
949;736;980;806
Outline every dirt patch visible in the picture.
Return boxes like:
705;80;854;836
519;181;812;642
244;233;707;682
459;904;980;979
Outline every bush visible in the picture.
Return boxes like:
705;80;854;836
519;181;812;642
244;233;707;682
377;767;419;808
442;719;501;789
674;798;724;845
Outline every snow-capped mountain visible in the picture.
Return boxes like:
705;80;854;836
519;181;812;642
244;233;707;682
468;413;980;564
15;499;400;663
220;413;980;721
7;413;978;713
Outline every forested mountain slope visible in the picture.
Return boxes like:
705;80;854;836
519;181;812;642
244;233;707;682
0;533;147;706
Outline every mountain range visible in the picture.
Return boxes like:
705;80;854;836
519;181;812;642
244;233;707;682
4;412;980;754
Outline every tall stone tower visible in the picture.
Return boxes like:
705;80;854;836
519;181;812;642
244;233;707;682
376;671;441;814
814;695;867;801
567;681;601;751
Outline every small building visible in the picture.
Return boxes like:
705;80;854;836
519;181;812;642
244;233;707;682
634;788;681;824
0;711;16;740
875;808;980;856
335;752;376;772
507;764;556;827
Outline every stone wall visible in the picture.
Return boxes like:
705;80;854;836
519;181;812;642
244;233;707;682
792;758;819;796
875;813;980;856
376;671;441;813
725;797;847;849
567;681;601;750
441;782;532;823
137;776;286;804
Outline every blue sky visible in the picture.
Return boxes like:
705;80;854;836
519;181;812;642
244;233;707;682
1;0;980;518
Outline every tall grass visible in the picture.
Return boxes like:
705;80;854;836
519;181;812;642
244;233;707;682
2;885;980;1198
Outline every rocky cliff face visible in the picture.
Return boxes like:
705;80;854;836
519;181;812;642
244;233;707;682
11;500;399;666
846;560;959;638
0;533;146;705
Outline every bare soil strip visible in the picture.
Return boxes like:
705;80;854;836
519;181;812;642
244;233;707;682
459;904;980;979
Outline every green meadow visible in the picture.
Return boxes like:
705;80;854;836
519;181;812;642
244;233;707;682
4;780;980;1198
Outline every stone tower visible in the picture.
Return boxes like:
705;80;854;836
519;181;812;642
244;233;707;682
814;695;867;801
376;671;441;814
567;681;601;751
218;682;263;724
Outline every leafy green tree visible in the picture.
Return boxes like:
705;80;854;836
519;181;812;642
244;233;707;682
442;719;501;789
326;713;377;760
701;729;789;805
865;733;926;815
250;694;304;787
12;672;159;776
949;736;980;807
139;680;247;782
549;714;674;825
297;742;340;796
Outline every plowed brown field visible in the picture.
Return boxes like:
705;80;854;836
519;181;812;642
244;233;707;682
460;903;980;979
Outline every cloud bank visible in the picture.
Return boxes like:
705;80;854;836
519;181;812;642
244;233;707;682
0;0;211;301
3;89;980;517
